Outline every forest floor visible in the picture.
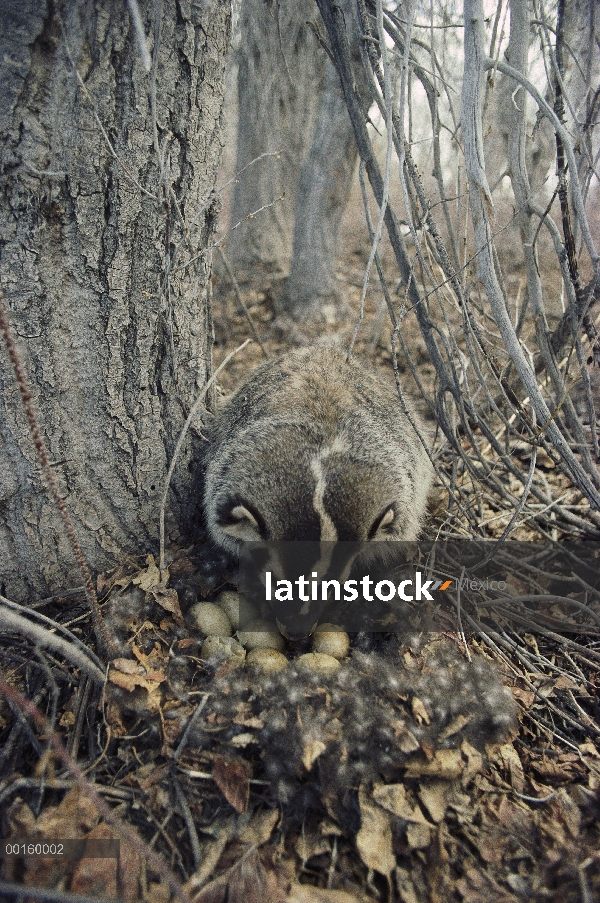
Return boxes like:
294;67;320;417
2;239;600;903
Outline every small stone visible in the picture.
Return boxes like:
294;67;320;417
189;602;232;637
297;652;341;674
201;635;246;665
237;619;285;652
246;648;289;673
311;624;350;660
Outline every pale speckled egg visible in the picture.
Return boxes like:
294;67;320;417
237;619;285;652
311;624;350;660
189;602;232;637
246;647;289;673
296;652;341;673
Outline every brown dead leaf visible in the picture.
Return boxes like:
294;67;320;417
532;756;580;781
187;816;238;891
456;866;520;902
302;737;327;771
395;867;420;903
390;719;421;753
319;819;343;837
404;748;464;780
112;657;139;674
355;783;396;877
135;763;169;792
544;788;581;841
70;823;119;900
168;556;197;579
151;584;184;624
461;739;484;786
12;787;99;838
233;714;265;729
438;714;472;742
580;741;599;757
98;564;131;595
60;711;76;728
532;677;558;699
132;642;168;672
231;733;259;748
552;674;579;691
418;781;451;823
420;740;436;762
115;646;164;676
411;696;430;725
213;757;250;814
504;575;531;596
527;777;554;797
286;885;372;903
115;831;144;901
483;794;534;854
238;809;279;847
480;835;505;867
372;783;428;824
108;666;164;713
406;821;431;849
132;554;163;592
510;687;535;709
146;882;172;903
6;789;102;894
189;846;288;903
105;700;127;736
295;828;330;863
108;667;165;694
493;744;524;792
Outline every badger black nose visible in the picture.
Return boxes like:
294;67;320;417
276;618;318;641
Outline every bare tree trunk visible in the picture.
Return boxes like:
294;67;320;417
560;0;600;244
562;0;600;194
485;24;554;195
226;0;325;277
0;0;231;601
281;57;357;318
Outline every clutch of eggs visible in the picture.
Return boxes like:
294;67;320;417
189;593;349;674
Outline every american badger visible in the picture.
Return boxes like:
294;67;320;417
203;345;432;553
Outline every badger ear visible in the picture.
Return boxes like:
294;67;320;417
220;504;264;542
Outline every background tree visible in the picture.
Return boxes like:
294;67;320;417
0;0;231;602
226;0;325;278
227;0;367;319
284;2;372;319
283;58;359;318
561;0;600;208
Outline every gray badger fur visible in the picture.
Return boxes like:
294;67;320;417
203;345;432;553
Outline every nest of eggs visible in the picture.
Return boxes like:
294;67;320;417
185;591;517;820
189;590;351;675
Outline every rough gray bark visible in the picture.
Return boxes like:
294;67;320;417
0;0;231;601
281;0;378;321
282;58;357;317
226;0;325;276
485;20;554;195
561;0;600;201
